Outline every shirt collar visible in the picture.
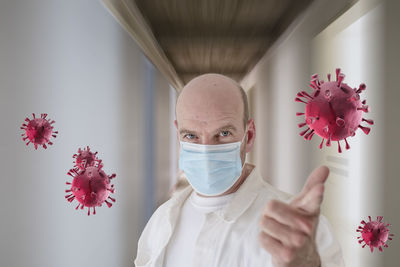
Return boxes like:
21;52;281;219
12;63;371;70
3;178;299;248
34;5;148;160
217;163;264;222
165;184;193;229
168;163;264;223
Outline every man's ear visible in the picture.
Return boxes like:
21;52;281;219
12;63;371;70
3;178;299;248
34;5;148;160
174;120;179;141
245;119;256;153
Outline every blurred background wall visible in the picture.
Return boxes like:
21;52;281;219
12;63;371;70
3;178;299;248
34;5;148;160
0;0;172;266
0;0;399;266
242;0;399;266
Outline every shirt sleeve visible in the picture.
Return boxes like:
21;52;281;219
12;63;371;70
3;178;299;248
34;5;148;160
134;201;170;266
316;214;346;267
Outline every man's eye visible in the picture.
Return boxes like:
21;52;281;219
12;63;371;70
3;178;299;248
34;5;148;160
220;131;231;137
184;133;196;139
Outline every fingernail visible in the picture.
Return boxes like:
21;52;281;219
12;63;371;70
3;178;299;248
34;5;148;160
299;220;312;234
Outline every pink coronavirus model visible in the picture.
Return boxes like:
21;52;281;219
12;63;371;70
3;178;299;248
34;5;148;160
65;162;116;216
20;113;58;150
295;68;374;153
357;216;394;252
73;146;103;170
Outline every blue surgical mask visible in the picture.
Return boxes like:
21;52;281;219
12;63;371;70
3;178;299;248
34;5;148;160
178;132;247;196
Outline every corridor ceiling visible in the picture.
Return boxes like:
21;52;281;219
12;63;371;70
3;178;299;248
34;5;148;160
134;0;313;84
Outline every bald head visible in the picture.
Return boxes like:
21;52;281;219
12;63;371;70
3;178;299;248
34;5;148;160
176;73;249;130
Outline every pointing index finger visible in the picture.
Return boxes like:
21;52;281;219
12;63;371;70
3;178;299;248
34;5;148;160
302;165;329;194
291;165;329;213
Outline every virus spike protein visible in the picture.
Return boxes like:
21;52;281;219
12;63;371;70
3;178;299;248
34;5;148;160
295;69;374;152
357;216;394;252
20;113;58;150
66;165;116;216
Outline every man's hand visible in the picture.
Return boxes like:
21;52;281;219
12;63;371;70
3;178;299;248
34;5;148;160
258;166;329;267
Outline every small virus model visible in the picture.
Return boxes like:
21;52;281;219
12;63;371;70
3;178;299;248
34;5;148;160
295;68;374;153
65;163;116;216
357;216;394;252
20;113;58;150
73;146;103;170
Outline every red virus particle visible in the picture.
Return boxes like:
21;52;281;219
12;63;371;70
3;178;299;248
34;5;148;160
295;68;374;153
357;216;394;252
20;113;58;150
65;164;116;215
73;146;103;170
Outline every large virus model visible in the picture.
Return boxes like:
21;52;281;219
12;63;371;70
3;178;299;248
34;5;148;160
73;146;103;170
357;216;394;252
65;149;116;216
295;68;374;153
20;113;58;149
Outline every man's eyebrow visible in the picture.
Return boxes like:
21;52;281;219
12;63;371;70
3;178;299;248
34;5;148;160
178;124;238;135
179;128;198;135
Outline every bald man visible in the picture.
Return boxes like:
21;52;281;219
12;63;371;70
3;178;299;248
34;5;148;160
134;74;344;267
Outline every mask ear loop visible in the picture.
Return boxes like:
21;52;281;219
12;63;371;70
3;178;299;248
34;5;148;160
239;126;248;168
241;126;248;144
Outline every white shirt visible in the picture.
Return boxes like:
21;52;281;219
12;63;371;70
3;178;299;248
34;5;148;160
163;191;235;267
134;164;345;267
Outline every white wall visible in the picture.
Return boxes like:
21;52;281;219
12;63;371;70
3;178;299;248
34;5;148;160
0;1;171;266
241;0;399;266
382;0;400;265
242;0;355;194
311;2;385;266
155;73;174;206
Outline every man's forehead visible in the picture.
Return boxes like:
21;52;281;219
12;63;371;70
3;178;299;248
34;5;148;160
177;100;241;124
178;87;241;107
178;117;240;133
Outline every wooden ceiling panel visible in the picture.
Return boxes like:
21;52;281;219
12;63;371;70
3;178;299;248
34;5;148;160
161;36;270;70
133;0;313;85
137;0;289;36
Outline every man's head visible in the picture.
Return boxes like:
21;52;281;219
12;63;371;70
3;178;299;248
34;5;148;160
174;73;256;165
